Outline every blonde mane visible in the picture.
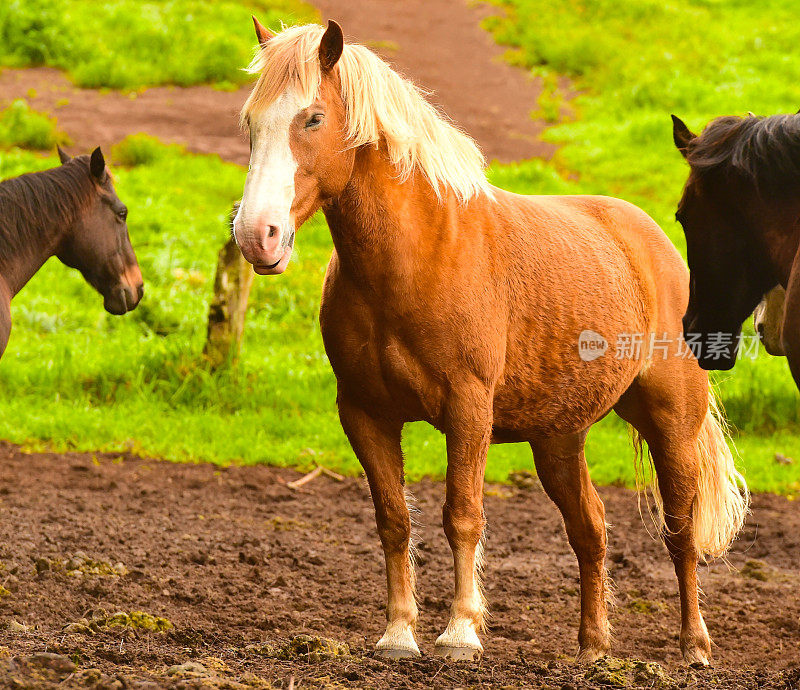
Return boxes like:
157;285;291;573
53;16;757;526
241;24;490;203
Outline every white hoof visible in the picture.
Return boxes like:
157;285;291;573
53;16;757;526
376;622;420;659
435;618;483;661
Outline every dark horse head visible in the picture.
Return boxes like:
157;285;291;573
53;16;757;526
670;113;800;370
54;147;143;314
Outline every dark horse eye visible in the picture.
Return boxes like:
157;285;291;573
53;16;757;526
305;113;324;129
117;208;128;221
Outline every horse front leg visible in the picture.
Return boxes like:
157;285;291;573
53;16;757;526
435;386;493;660
337;395;420;658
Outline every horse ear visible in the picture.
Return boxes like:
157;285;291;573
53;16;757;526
671;114;697;158
252;15;273;48
57;146;71;164
90;147;106;180
319;20;344;72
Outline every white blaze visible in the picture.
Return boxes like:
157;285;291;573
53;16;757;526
234;89;301;249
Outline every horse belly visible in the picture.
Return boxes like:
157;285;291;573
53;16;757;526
492;351;641;439
492;244;652;437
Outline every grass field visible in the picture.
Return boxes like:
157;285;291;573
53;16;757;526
0;0;317;89
0;0;798;494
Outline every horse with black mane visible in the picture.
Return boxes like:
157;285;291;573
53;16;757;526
236;20;749;664
0;147;143;360
672;112;800;389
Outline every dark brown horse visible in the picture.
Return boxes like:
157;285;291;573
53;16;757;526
0;147;143;359
236;20;749;665
672;112;800;388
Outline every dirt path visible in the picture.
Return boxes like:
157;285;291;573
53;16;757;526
0;442;797;689
0;1;554;165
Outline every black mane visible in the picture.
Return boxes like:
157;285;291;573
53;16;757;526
687;113;800;194
0;156;93;257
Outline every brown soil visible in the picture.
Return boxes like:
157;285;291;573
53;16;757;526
0;67;251;165
0;441;797;689
0;1;556;165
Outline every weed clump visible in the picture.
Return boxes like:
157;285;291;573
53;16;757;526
111;133;176;167
64;611;173;635
276;635;350;663
34;552;127;577
0;99;66;150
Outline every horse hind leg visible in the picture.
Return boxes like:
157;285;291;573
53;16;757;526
530;431;611;663
615;368;749;665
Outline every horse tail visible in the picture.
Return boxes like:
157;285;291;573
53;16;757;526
691;390;750;559
632;389;749;560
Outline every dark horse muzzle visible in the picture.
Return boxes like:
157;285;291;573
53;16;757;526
103;263;144;315
682;312;739;371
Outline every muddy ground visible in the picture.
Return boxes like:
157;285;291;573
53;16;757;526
0;441;798;689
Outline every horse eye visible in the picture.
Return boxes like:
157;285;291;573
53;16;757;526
305;113;324;129
117;208;128;221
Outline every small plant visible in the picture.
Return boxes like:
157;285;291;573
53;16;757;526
111;133;176;167
0;99;67;150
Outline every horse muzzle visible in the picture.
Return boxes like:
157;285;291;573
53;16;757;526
246;229;295;276
104;280;144;315
683;314;740;371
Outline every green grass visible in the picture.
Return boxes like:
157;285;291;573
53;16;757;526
0;0;317;89
0;99;66;150
1;0;799;495
0;141;796;495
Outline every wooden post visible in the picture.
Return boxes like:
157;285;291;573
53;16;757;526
203;203;254;369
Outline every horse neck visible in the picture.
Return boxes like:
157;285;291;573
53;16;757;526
0;180;74;297
0;207;68;297
323;145;455;290
751;195;800;287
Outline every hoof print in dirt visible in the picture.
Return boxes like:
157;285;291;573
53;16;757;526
277;635;350;663
585;657;672;688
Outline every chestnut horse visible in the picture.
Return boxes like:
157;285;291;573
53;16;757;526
236;21;749;664
0;147;143;359
672;112;800;389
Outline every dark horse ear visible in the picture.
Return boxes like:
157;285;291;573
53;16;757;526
671;114;697;158
319;20;344;72
252;15;273;48
57;146;71;165
90;147;106;180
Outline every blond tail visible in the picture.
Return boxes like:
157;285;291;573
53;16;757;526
632;390;750;560
692;391;750;559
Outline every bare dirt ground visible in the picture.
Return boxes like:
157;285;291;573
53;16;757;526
0;1;555;165
1;3;798;688
0;442;798;689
